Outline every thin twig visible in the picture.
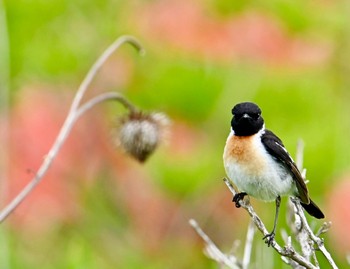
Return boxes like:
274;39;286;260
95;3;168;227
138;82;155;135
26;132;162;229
223;178;318;269
71;35;144;113
293;140;337;268
295;140;304;172
280;235;302;268
193;140;335;269
0;35;144;223
76;91;138;118
316;222;332;237
312;249;320;269
242;220;255;269
293;140;315;264
291;199;338;269
189;219;241;269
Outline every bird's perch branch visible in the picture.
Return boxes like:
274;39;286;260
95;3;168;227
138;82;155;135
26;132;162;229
190;140;337;269
223;178;318;269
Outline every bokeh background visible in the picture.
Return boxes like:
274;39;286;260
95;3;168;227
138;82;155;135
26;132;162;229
1;0;350;268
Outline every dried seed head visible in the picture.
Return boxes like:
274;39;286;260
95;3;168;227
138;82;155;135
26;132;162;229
118;111;169;162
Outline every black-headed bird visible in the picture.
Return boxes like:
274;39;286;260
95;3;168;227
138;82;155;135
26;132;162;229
223;102;324;246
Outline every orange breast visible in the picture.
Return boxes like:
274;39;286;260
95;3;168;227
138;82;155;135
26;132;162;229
224;133;267;176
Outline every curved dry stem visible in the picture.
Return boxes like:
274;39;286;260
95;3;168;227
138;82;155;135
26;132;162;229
0;92;135;223
71;35;144;113
76;92;138;118
0;35;143;223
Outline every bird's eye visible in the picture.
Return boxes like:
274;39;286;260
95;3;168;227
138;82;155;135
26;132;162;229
234;113;243;120
251;113;260;120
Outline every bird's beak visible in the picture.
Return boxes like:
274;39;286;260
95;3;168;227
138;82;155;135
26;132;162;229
242;113;250;119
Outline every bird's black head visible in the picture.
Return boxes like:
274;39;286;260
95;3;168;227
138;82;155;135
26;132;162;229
231;102;264;136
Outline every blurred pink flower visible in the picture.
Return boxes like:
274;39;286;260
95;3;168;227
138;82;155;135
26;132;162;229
4;86;184;248
135;0;331;67
6;86;110;231
167;121;205;157
327;175;350;253
1;85;249;259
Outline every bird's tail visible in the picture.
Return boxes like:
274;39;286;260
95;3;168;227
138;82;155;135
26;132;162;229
301;199;325;219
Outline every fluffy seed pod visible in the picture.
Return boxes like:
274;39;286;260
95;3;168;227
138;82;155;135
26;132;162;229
117;111;169;162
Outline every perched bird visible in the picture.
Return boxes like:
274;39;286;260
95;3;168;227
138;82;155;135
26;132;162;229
223;102;324;246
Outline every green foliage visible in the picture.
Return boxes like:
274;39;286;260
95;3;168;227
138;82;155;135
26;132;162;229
129;58;226;121
3;0;350;268
5;0;124;81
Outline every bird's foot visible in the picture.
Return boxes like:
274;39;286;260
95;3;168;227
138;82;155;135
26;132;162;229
263;232;276;247
232;192;247;208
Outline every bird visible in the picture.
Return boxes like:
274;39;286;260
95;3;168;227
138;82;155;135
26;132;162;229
223;102;324;246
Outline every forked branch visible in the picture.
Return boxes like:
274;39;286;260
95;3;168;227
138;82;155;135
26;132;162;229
0;35;144;223
190;141;337;269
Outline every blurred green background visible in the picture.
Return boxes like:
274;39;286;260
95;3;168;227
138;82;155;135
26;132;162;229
1;0;350;268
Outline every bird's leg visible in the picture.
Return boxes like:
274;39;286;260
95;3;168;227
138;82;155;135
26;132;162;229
232;192;247;208
263;195;281;247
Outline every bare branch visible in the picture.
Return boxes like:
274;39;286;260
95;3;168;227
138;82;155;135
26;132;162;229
292;139;338;268
76;91;138;118
242;220;255;269
291;199;338;269
295;140;304;172
223;178;318;269
193;139;337;269
0;35;144;223
292;140;316;263
316;222;332;237
71;35;144;113
189;219;241;269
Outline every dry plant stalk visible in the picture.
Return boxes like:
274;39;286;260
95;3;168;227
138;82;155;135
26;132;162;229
191;140;338;269
0;35;167;223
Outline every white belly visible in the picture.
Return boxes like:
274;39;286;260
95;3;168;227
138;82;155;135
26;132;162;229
223;130;294;202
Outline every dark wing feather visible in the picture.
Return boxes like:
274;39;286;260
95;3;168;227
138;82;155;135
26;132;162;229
261;130;310;204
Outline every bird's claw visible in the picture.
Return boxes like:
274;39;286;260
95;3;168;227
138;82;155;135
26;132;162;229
232;192;247;208
263;232;276;247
